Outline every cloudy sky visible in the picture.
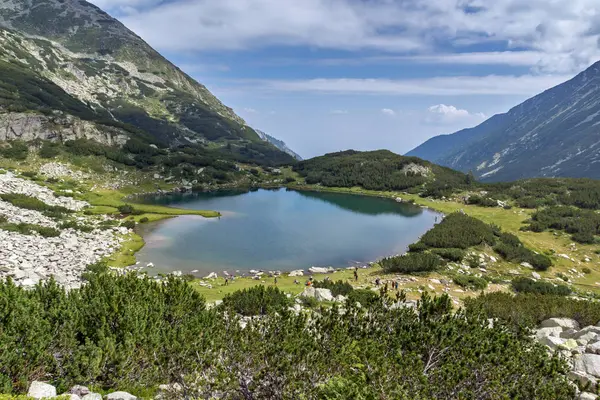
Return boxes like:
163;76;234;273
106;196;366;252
89;0;599;158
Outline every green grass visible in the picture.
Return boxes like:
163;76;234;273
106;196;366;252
103;232;145;268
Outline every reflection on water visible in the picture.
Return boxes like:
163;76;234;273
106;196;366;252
134;188;439;275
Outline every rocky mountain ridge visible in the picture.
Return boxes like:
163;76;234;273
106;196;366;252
256;130;303;160
407;62;600;181
0;0;298;162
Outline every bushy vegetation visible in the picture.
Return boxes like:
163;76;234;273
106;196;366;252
466;292;600;328
0;276;575;398
0;141;28;160
346;289;381;307
493;233;552;271
0;219;60;237
511;277;571;296
0;193;72;216
380;252;442;274
411;213;553;271
466;195;499;207
452;275;488;291
483;178;600;210
312;279;353;297
293;150;470;194
525;206;600;244
418;213;496;249
430;248;466;262
221;285;291;316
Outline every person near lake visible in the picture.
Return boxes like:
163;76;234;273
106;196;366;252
375;277;381;286
274;277;278;285
224;278;228;286
354;268;358;281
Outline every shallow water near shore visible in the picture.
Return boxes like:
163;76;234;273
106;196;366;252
134;188;439;275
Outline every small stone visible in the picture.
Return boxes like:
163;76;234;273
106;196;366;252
70;385;91;396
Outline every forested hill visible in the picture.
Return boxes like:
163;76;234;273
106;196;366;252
293;150;472;195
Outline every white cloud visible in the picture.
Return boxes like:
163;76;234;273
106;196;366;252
381;108;396;116
251;74;571;96
243;107;257;113
91;0;600;74
330;109;349;114
426;104;486;124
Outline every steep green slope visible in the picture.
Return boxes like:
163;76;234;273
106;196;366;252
0;0;295;165
294;150;472;194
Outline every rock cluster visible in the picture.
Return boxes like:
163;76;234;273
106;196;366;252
0;171;87;211
39;162;90;180
27;382;135;400
0;171;125;290
536;317;600;398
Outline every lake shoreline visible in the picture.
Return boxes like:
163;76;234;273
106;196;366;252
131;187;441;277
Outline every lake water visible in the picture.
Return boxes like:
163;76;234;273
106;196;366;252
135;188;438;275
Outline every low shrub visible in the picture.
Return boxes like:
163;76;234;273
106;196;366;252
583;267;592;274
453;275;488;291
419;213;496;249
120;220;136;229
0;193;72;216
347;289;381;307
380;252;442;274
1;141;28;160
465;292;600;327
407;242;428;253
430;248;466;262
221;285;291;316
139;217;149;223
511;277;571;296
313;279;353;297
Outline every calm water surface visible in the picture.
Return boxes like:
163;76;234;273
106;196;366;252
135;189;439;275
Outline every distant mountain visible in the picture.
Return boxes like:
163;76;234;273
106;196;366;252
256;130;302;160
407;62;600;181
0;0;294;165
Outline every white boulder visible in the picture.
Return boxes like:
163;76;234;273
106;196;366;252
308;266;333;274
288;270;304;277
541;318;580;330
27;381;57;399
204;272;218;279
574;354;600;378
314;288;334;302
105;392;137;400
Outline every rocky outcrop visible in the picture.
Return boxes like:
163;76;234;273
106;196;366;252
536;318;600;398
0;112;127;146
0;170;124;290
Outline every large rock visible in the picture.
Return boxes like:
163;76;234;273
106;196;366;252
536;326;563;340
298;287;316;298
574;354;600;378
587;341;600;355
541;318;580;330
27;381;57;399
569;371;598;391
288;270;304;277
105;392;137;400
314;288;334;302
579;392;597;400
308;266;333;274
203;272;218;279
539;335;566;351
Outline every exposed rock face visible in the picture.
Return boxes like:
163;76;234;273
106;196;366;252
0;112;127;146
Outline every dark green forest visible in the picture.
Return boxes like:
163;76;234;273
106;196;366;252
293;150;471;193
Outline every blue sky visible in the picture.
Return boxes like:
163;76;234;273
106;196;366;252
90;0;599;158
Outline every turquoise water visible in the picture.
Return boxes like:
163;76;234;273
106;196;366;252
135;188;438;275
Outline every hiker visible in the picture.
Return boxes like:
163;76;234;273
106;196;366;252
395;281;399;290
274;277;278;285
294;279;300;285
375;277;381;286
224;278;228;286
354;269;358;281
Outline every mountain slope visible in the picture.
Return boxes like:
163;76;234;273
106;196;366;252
256;130;302;160
407;62;600;181
0;0;295;165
